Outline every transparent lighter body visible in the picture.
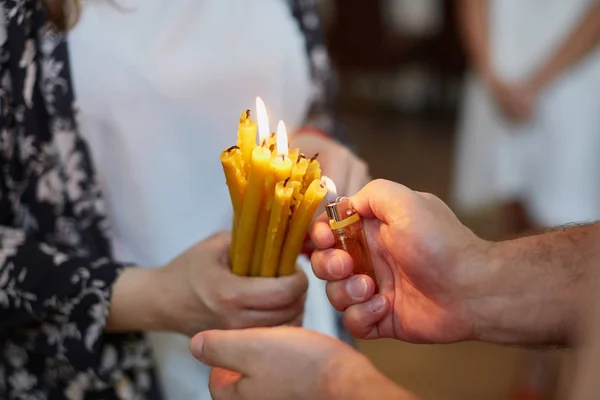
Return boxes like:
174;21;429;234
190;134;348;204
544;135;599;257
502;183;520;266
326;197;376;282
331;219;375;280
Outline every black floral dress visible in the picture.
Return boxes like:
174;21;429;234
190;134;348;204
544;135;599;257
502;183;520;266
0;0;341;398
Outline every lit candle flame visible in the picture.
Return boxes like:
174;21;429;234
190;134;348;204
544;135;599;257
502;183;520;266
256;97;270;144
276;120;289;156
321;176;338;203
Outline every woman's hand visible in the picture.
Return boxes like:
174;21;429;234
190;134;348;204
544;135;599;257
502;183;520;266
291;132;370;196
108;232;308;336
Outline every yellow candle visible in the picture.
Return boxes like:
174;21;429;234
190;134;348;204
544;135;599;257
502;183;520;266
220;146;246;215
232;145;271;276
250;121;293;275
267;132;277;148
289;155;308;207
236;111;257;173
260;180;294;277
291;183;304;210
278;179;327;276
302;154;321;193
268;156;293;204
290;181;304;216
291;155;309;183
288;147;300;164
221;146;247;263
250;211;270;276
250;155;293;275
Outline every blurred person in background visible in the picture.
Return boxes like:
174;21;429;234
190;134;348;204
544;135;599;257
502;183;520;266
453;1;600;398
453;0;600;234
67;0;368;398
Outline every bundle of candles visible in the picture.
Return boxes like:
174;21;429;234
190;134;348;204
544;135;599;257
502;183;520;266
221;97;328;277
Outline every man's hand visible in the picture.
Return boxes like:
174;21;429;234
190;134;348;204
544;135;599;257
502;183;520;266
189;327;415;400
311;180;484;343
311;179;587;346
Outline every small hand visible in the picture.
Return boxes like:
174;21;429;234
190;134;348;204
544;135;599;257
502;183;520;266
291;133;370;196
189;326;414;400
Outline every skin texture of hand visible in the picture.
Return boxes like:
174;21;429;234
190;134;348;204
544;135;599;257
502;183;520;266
291;132;370;196
311;179;590;346
310;180;485;343
189;327;416;400
108;232;308;336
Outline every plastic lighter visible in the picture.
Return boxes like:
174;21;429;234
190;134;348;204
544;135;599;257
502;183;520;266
322;177;376;282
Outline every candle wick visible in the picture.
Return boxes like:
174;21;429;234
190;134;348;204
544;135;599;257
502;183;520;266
297;154;305;163
284;177;290;187
269;144;275;152
310;153;319;162
226;145;240;152
261;139;268;148
281;154;285;162
240;109;251;123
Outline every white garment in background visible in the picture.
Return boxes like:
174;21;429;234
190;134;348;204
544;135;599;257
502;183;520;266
69;1;339;398
453;0;600;226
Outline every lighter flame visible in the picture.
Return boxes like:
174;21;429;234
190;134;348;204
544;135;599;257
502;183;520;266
256;97;270;144
321;176;338;203
276;120;289;156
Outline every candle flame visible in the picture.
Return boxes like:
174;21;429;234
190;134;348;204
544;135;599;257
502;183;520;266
276;120;289;156
321;176;338;203
256;97;270;144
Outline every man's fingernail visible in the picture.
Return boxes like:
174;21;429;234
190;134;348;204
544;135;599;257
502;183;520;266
371;295;387;313
191;335;205;359
327;255;345;278
347;276;368;300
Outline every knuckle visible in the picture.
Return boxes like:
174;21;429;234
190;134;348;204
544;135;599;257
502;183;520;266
367;178;386;191
419;191;435;201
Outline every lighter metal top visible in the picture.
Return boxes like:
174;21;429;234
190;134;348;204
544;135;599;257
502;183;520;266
325;197;357;222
